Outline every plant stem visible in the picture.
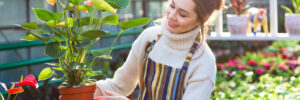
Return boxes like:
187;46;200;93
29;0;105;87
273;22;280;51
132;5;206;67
13;93;18;100
109;30;124;49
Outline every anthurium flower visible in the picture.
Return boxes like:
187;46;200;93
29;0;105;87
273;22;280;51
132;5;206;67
47;0;56;5
92;0;116;14
1;83;24;94
7;88;24;94
84;0;93;6
13;74;38;88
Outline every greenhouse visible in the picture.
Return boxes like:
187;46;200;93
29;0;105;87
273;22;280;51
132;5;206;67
0;0;299;100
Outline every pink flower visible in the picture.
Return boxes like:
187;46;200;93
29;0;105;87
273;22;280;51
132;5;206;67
278;63;289;70
286;60;298;69
262;62;271;69
248;60;257;66
238;66;244;70
256;68;265;75
296;66;300;71
218;64;225;71
84;0;93;6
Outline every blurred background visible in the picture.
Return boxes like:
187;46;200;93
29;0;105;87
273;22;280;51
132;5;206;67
0;0;300;99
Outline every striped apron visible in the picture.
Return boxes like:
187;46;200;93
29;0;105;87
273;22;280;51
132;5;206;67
138;32;201;100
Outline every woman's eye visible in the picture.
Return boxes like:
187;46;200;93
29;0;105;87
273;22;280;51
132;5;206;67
179;13;187;17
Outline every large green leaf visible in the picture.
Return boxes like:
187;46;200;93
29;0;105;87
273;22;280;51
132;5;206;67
281;5;293;14
20;21;38;30
92;0;116;13
77;16;100;26
91;48;112;59
82;30;110;39
33;8;55;21
39;67;54;81
102;14;119;25
119;17;151;30
45;43;65;58
105;0;130;9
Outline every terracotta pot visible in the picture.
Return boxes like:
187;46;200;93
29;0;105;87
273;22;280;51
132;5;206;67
227;14;251;35
59;85;96;100
285;14;300;34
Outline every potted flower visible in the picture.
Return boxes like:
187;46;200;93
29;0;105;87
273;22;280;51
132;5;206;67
227;0;250;35
281;0;300;34
17;0;151;99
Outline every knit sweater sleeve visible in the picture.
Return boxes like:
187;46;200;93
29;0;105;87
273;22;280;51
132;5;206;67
94;26;160;97
182;43;217;100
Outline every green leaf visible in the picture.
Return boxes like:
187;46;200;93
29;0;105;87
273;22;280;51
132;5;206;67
39;67;54;81
45;43;65;58
29;32;49;43
53;67;63;71
297;0;300;7
92;48;112;59
20;21;38;30
292;0;297;10
33;8;55;21
281;5;293;14
104;0;130;9
77;16;100;26
53;12;64;23
82;30;110;39
21;34;37;41
102;14;119;25
92;0;116;13
119;17;151;30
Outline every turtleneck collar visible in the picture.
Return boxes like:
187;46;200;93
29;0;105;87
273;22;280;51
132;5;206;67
160;19;201;50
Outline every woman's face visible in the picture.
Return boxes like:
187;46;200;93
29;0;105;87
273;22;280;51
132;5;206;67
166;0;200;34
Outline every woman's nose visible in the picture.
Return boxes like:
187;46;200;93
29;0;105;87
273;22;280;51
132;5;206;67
169;10;177;21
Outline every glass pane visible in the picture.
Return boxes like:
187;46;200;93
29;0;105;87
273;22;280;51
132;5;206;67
0;0;27;27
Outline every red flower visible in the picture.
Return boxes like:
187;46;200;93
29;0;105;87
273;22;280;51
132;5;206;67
248;60;257;66
7;88;24;94
13;74;38;88
256;68;265;75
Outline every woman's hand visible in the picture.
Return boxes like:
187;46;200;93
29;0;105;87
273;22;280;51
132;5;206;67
96;90;129;100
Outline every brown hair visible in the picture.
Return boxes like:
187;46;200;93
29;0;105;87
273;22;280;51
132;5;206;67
193;0;223;58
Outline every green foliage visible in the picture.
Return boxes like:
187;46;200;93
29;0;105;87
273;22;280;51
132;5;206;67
281;0;300;14
119;17;152;30
19;0;150;88
38;67;54;81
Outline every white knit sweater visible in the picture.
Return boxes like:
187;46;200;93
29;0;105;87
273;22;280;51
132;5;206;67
94;20;216;100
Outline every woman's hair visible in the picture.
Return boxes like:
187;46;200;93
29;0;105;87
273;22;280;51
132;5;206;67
194;0;223;37
194;0;223;58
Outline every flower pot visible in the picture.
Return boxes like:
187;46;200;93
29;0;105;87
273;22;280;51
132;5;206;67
285;14;300;34
59;85;96;100
227;14;251;35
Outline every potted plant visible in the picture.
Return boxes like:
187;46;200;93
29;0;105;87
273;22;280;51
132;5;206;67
227;0;251;35
281;0;300;34
17;0;151;99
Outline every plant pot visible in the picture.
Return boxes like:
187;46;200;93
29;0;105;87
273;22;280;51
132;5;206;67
59;85;96;100
227;14;251;35
285;14;300;34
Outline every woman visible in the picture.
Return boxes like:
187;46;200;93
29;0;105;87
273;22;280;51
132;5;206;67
95;0;223;99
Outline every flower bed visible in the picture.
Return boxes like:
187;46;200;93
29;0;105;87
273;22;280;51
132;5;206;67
211;40;300;99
